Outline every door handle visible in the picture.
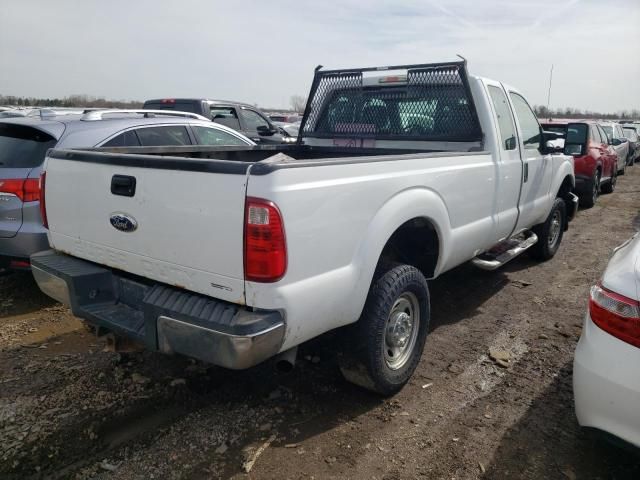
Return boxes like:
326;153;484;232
111;175;136;197
523;162;529;183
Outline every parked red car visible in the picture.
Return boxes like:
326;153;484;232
541;120;618;208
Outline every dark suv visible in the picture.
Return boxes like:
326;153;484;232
142;99;292;144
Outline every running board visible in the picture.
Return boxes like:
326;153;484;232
471;232;538;271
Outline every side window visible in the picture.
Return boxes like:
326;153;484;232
508;93;541;149
101;130;141;147
135;125;191;146
210;107;241;131
240;109;269;133
488;86;517;150
192;126;249;146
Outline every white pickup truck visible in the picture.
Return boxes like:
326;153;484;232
32;61;577;395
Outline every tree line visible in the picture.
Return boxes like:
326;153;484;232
0;94;142;109
1;93;637;121
533;105;639;121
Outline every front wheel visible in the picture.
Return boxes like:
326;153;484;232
529;197;566;261
338;264;429;396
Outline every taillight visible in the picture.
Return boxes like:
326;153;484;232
39;171;48;228
589;284;640;348
244;197;287;282
0;178;40;202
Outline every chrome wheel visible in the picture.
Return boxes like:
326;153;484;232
548;209;562;247
592;174;600;204
383;292;420;370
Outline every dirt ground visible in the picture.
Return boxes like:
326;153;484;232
1;168;640;480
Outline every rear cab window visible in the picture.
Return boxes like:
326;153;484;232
143;101;200;114
488;86;517;150
0;124;57;168
210;107;241;130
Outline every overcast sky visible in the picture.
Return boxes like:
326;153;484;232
1;0;639;112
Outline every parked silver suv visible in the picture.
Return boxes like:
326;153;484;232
0;110;255;270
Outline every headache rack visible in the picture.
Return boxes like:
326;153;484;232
299;60;483;144
80;109;210;122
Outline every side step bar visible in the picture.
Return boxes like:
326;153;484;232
471;232;538;271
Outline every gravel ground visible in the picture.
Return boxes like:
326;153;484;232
1;167;639;480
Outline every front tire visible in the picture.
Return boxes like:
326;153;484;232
529;197;566;261
339;264;429;396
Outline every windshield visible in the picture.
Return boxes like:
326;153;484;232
0;124;56;168
601;125;613;139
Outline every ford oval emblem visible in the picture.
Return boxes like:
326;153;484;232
110;213;138;232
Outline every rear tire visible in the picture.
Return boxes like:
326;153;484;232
338;264;429;396
579;171;599;209
529;197;566;261
601;171;616;194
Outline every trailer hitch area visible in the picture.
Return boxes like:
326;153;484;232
101;332;145;353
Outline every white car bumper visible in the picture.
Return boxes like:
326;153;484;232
573;312;640;448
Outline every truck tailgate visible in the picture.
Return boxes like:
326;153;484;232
43;151;248;304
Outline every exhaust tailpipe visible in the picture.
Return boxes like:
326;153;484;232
274;347;297;373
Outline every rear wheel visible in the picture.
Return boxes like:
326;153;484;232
338;264;429;396
601;170;616;194
529;197;566;261
580;171;600;209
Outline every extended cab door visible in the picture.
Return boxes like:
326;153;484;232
508;90;553;231
484;81;522;240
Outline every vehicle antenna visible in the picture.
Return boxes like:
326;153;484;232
546;64;554;114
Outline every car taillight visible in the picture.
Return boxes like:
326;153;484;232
39;171;48;228
244;197;286;282
589;284;640;348
0;178;40;202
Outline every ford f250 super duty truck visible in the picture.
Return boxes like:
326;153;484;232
31;61;578;395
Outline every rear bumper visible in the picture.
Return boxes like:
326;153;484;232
0;229;49;269
30;250;285;369
573;312;640;448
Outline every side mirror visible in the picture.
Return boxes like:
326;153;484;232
256;125;276;136
563;143;585;157
611;137;622;146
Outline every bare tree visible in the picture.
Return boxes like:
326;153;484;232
290;95;307;112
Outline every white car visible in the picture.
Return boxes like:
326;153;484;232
600;122;630;175
574;232;640;448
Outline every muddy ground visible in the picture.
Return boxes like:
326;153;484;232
1;168;640;480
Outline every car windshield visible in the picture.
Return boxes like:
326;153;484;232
0;124;57;168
